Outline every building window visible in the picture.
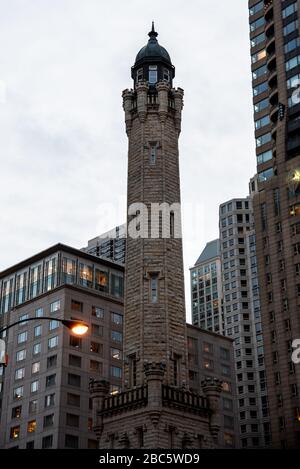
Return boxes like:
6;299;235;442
33;343;41;355
48;336;58;349
71;300;83;312
45;394;55;408
68;373;81;388
150;145;157;165
49;320;60;331
111;312;123;325
27;420;37;433
282;2;298;19
29;399;38;413
90;360;102;372
150;274;158;303
50;300;60;313
46;374;56;387
111;330;122;343
69;354;82;368
13;386;24;400
163;68;170;82
31;381;39;394
65;434;79;449
34;325;42;338
251;32;265;48
35;307;43;317
90;341;103;355
111;366;122;379
11;406;22;419
10;425;20;440
70;336;82;349
16;349;26;362
111;274;124;298
66;413;80;428
203;359;214;370
42;435;53;449
67;393;80;407
17;331;27;344
47;355;57;368
32;362;40;374
92;306;104;319
15;367;25;381
43;414;54;428
148;65;158;84
111;348;122;360
79;263;93;288
137;68;143;82
91;323;103;337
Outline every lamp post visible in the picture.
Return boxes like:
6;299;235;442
0;317;89;366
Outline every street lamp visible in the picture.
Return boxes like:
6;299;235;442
0;317;89;365
0;317;89;336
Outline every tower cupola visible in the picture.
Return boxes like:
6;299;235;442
131;22;175;87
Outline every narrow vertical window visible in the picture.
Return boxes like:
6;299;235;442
163;68;170;82
273;188;280;216
129;354;137;387
150;274;158;303
149;65;157;84
173;354;180;386
137;68;143;82
260;203;267;230
170;211;175;238
150;146;156;165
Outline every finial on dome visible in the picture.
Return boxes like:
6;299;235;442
148;21;158;39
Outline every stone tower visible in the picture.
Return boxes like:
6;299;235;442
123;22;187;389
90;24;222;449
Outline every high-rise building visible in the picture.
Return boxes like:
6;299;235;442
190;240;224;335
187;324;238;448
219;196;271;448
0;244;124;449
83;225;126;265
248;0;300;448
89;25;226;449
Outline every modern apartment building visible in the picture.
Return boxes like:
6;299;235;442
219;196;271;448
249;0;300;448
190;240;224;335
0;244;124;449
187;324;238;448
83;225;126;265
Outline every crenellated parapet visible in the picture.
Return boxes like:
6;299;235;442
122;82;184;134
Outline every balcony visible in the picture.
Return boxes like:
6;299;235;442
101;386;148;416
268;69;277;89
264;1;274;22
162;385;211;416
266;36;275;56
270;104;279;123
271;123;277;141
267;53;276;72
265;20;275;39
269;87;278;106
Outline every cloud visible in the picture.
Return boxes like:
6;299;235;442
0;0;255;321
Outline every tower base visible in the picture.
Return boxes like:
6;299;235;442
90;363;222;449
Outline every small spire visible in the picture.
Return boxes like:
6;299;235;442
148;21;158;39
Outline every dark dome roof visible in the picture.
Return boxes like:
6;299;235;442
134;23;172;66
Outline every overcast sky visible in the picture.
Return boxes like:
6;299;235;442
0;0;256;321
